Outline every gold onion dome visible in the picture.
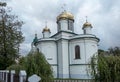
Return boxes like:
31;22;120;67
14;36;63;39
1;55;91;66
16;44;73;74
42;26;51;33
83;21;92;29
57;11;74;21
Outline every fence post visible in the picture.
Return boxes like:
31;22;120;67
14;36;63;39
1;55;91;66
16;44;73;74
19;70;27;82
11;70;15;82
3;70;5;81
5;70;9;82
2;70;4;81
0;70;1;80
0;70;2;80
0;70;3;80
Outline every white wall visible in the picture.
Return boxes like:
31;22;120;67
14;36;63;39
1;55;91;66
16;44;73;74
69;36;98;79
70;65;91;79
69;38;98;64
69;39;86;64
57;39;69;78
59;20;68;31
83;27;92;34
37;41;57;64
43;31;50;38
85;40;98;63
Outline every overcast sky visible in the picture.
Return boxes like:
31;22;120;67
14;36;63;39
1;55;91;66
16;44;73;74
2;0;120;55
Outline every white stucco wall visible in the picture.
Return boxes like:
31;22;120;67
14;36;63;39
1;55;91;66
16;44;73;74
83;27;92;34
43;31;50;38
85;40;98;63
59;20;68;31
70;65;91;79
69;39;86;64
57;39;69;78
69;37;98;64
37;41;57;64
52;31;75;40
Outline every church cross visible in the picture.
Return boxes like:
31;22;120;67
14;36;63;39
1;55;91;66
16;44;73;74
61;3;66;12
45;20;48;27
85;16;88;22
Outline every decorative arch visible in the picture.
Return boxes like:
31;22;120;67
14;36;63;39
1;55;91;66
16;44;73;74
75;45;80;59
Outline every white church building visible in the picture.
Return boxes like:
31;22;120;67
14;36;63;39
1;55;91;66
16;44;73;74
31;10;99;79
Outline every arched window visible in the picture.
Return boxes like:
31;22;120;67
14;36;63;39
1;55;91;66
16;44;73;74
75;45;80;59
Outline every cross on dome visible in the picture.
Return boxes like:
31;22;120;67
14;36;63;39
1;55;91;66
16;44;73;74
42;21;51;33
57;4;74;21
45;20;48;27
82;16;92;29
61;3;67;12
86;16;88;23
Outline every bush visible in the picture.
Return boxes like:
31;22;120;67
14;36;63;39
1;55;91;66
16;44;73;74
20;51;53;81
6;64;25;74
90;55;120;82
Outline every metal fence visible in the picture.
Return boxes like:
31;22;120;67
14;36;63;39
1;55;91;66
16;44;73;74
40;79;97;82
13;74;19;82
8;73;10;82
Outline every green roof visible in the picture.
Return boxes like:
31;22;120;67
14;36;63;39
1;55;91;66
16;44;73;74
33;36;38;45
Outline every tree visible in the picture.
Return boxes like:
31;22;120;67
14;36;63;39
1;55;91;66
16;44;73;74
108;47;120;56
89;47;120;82
0;2;24;69
7;64;25;74
19;51;53;81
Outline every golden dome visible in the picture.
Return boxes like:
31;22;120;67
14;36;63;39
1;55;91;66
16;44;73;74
42;26;51;33
83;21;92;29
57;11;74;21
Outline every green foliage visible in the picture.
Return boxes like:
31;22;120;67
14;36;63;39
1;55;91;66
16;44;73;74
19;51;53;81
90;54;120;82
108;47;120;56
0;56;16;69
0;2;6;6
0;2;24;69
6;64;25;74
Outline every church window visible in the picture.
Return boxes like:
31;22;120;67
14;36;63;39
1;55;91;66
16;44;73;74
68;20;73;31
75;45;80;59
84;30;86;34
57;22;61;31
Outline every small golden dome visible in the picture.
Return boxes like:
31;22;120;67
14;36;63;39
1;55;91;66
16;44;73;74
42;26;51;32
57;11;74;21
83;22;92;29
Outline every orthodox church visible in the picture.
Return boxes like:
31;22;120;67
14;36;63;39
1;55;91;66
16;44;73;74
31;10;99;79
